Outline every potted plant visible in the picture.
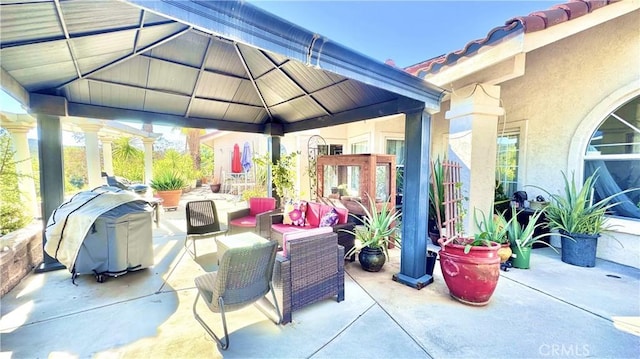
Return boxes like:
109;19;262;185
149;170;186;210
343;195;401;272
474;208;512;265
505;208;559;269
536;170;633;267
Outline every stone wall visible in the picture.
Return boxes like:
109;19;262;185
0;221;43;298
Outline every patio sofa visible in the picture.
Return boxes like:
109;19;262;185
272;230;344;324
270;201;356;261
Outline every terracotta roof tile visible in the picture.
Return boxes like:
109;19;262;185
403;0;617;77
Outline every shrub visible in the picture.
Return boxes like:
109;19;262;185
0;130;31;235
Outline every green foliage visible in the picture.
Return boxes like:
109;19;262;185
537;170;636;235
201;146;215;178
0;130;31;235
149;170;186;191
153;149;197;181
112;137;144;182
342;195;401;259
428;157;445;228
241;186;268;201
63;147;88;191
254;151;298;202
474;208;509;245
506;208;558;252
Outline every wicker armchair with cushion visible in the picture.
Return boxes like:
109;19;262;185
227;197;277;237
272;229;345;324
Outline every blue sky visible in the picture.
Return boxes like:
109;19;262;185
1;0;557;115
251;0;558;67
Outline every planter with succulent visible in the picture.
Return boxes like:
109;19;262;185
343;195;401;272
535;169;634;268
150;170;186;210
505;208;559;269
474;208;512;266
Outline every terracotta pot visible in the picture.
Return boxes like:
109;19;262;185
438;240;501;306
156;189;182;210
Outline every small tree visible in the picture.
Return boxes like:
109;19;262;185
0;130;31;235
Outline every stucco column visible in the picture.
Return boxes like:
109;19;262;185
77;123;103;189
142;138;155;185
445;83;504;235
3;123;37;217
100;136;114;176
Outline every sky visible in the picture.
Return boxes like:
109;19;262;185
1;0;558;117
250;0;558;68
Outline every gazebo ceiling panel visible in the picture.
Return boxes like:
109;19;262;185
194;72;244;102
89;56;150;88
70;30;136;60
311;86;359;113
238;45;276;79
188;98;230;120
256;70;305;107
0;41;70;72
203;40;248;78
223;103;267;124
60;0;142;35
0;2;61;45
133;22;189;51
149;31;209;68
231;80;264;107
76;50;134;78
143;91;190;116
147;60;198;96
87;81;145;110
271;96;327;123
64;79;91;104
281;60;346;94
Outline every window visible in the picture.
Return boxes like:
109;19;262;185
496;133;520;197
351;141;368;154
386;139;404;194
584;96;640;219
318;144;343;156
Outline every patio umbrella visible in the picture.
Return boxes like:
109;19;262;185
231;143;242;173
241;141;252;173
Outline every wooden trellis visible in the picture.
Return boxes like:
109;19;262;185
431;160;464;240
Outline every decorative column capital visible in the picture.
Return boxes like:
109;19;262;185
77;123;103;133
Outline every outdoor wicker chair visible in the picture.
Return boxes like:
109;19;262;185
185;200;227;258
227;197;277;237
272;231;344;324
193;240;281;350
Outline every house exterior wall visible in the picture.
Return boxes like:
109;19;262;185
428;9;640;268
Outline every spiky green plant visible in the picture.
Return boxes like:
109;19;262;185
149;170;186;191
342;194;402;259
537;170;635;235
474;208;510;245
506;208;559;253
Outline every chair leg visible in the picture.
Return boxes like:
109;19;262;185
254;285;282;325
193;294;230;350
184;236;198;258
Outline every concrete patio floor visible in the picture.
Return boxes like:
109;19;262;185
1;187;639;358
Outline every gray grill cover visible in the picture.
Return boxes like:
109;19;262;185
45;187;154;277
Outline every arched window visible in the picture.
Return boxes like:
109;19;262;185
584;96;640;220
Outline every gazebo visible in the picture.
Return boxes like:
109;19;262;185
0;0;445;288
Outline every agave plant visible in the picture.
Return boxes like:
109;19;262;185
537;169;635;236
343;194;402;259
149;170;186;191
506;208;559;253
474;208;510;245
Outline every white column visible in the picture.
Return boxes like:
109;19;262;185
78;123;103;189
3;123;37;217
142;138;155;185
445;83;504;235
100;137;114;175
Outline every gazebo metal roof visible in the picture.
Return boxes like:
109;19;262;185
1;0;444;133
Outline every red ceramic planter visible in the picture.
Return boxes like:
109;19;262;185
439;240;501;306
